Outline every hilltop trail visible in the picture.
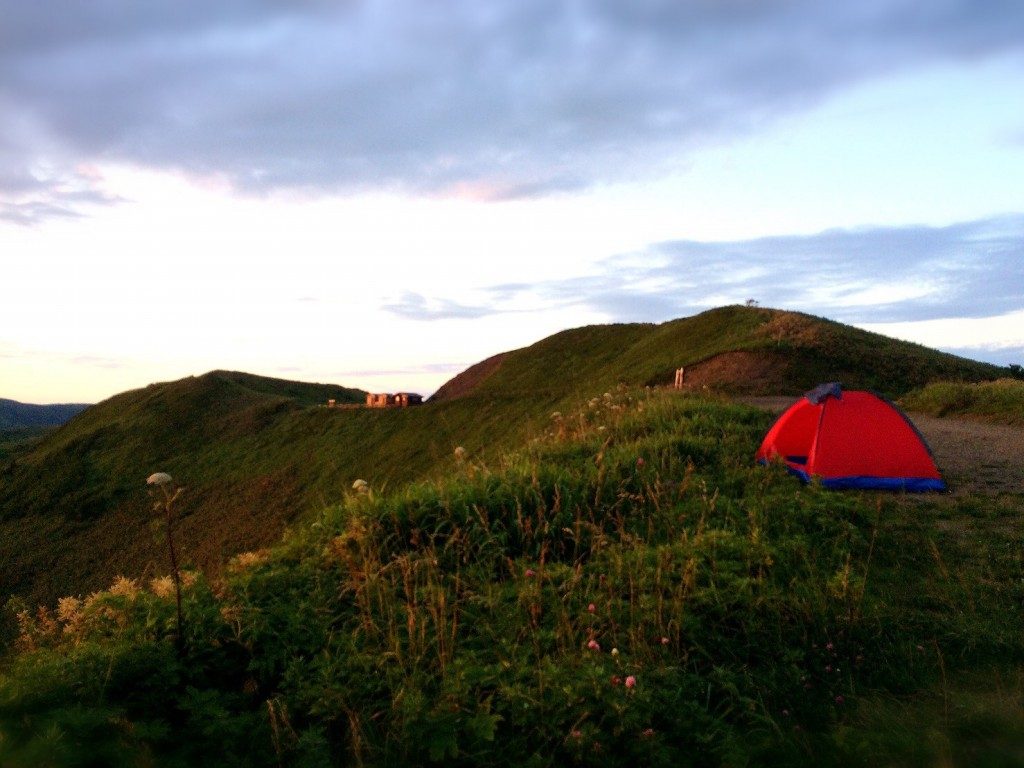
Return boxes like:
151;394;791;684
739;396;1024;495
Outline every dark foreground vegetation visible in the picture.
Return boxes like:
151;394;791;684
3;388;1023;766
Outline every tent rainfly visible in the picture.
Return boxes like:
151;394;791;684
755;382;946;491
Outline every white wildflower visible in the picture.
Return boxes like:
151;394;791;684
147;472;173;486
454;446;467;461
352;479;370;494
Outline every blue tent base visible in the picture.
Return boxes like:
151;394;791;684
784;465;946;492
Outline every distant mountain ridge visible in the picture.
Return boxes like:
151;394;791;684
0;307;1009;607
0;398;91;430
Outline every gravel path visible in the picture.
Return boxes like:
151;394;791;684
738;396;1024;495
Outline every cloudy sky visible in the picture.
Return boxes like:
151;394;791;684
3;1;1023;403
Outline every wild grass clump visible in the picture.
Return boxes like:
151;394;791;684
2;389;1022;766
901;378;1024;425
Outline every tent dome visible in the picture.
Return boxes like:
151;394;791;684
756;383;945;491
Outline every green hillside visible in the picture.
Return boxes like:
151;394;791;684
0;308;1006;608
2;387;1023;766
0;427;54;463
434;306;1003;401
0;371;365;605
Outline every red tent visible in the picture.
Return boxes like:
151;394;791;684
755;383;945;491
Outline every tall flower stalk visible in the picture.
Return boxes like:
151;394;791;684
147;472;185;654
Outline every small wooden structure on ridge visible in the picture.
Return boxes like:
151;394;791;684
366;392;423;408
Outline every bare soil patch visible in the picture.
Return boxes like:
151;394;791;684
679;351;792;394
739;396;1024;495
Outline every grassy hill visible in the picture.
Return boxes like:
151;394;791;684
0;308;1006;608
432;306;1003;401
0;371;365;605
2;387;1022;766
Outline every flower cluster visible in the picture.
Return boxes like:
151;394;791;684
146;472;173;486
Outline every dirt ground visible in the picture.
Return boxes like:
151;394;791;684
739;396;1024;495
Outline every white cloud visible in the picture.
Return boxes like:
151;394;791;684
859;310;1024;353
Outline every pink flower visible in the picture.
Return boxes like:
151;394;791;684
641;728;655;738
587;639;600;651
625;675;636;689
525;568;536;578
834;695;845;705
660;636;669;645
610;675;621;686
587;603;596;613
824;665;832;673
826;642;834;651
570;730;583;740
636;457;645;467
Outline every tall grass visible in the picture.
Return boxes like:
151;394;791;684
2;389;1022;766
901;379;1024;425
